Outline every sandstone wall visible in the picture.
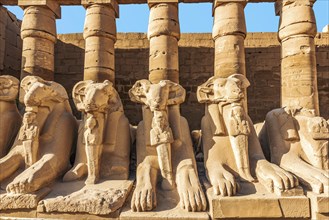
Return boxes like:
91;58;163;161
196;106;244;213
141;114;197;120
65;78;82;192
54;32;329;129
0;9;328;129
0;7;22;78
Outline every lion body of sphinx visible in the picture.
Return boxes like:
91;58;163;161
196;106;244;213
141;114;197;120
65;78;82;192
260;107;329;194
0;76;77;194
64;80;131;182
0;76;22;158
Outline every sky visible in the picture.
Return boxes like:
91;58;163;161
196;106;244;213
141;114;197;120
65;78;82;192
5;0;329;34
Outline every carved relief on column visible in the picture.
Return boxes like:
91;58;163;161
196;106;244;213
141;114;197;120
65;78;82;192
212;0;246;78
18;0;60;81
83;0;119;83
276;0;319;114
148;1;180;83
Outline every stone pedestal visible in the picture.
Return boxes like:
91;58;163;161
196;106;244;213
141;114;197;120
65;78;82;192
36;180;133;219
307;192;329;220
0;171;51;217
83;0;118;83
276;0;319;114
18;0;60;81
148;2;180;83
205;180;310;219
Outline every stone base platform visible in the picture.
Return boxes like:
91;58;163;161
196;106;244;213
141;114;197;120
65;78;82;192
120;188;210;220
0;175;51;218
205;181;310;219
307;192;329;220
37;179;134;219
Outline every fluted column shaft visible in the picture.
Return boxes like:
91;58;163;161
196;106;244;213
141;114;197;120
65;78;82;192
83;1;118;83
19;2;60;81
148;2;180;84
213;1;247;78
276;0;319;115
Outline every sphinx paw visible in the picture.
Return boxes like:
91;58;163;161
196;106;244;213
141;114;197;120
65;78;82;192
256;161;298;193
177;166;207;212
208;167;238;196
63;163;87;182
131;182;157;212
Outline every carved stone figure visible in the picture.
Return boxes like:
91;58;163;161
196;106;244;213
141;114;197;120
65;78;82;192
197;74;299;196
129;79;207;212
63;80;130;183
260;107;329;194
0;75;21;158
18;111;39;168
0;76;77;194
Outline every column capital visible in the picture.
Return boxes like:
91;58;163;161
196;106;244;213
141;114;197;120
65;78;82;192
82;0;119;18
18;0;61;18
148;0;178;8
275;0;316;16
213;0;247;9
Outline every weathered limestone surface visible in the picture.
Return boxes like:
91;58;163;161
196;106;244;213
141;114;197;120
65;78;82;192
83;1;118;82
52;32;329;130
0;75;21;158
308;191;329;220
38;180;133;215
148;3;180;83
276;0;319;114
127;0;207;214
0;0;328;219
213;0;246;78
0;76;77;210
0;187;51;210
0;7;22;77
206;181;309;219
63;80;130;184
120;188;209;220
19;1;60;80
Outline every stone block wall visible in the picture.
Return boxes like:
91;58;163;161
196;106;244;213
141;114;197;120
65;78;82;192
0;6;328;129
54;32;329;130
0;7;22;78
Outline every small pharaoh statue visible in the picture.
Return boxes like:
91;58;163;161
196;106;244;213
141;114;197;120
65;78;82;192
150;110;174;188
18;111;39;168
84;113;103;184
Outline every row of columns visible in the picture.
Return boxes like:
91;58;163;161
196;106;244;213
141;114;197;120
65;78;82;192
17;0;321;115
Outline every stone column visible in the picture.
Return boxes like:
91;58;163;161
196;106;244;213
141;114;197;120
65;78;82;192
82;0;119;83
212;0;247;78
148;0;180;84
18;0;61;81
276;0;319;115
